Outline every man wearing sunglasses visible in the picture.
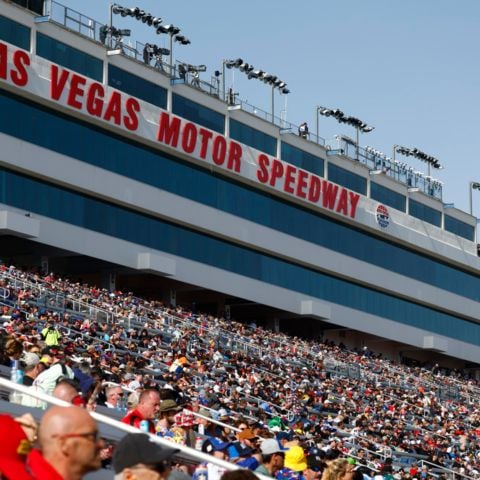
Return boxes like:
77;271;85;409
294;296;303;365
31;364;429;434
25;405;104;480
113;433;179;480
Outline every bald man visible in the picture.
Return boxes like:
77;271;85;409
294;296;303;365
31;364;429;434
53;380;79;403
26;405;104;480
121;388;161;434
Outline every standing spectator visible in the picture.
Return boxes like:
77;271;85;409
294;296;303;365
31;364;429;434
41;320;61;347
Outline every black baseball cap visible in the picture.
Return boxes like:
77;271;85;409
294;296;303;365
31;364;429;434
113;433;179;473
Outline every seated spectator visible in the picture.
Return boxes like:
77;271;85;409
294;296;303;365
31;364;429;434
255;438;285;477
21;352;42;386
221;470;258;480
122;388;161;434
104;385;124;409
323;458;355;480
26;405;104;480
303;453;326;480
53;379;86;407
112;432;178;480
276;445;307;480
193;438;231;480
156;399;182;436
0;414;36;480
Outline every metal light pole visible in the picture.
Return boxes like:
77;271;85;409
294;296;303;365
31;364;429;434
316;106;320;145
222;60;226;102
355;127;360;160
392;145;398;161
169;33;174;76
271;85;275;123
108;3;114;48
469;181;480;215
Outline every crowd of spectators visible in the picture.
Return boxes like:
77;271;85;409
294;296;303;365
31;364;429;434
0;263;480;480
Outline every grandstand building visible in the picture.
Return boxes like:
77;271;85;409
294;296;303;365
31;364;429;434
1;0;480;367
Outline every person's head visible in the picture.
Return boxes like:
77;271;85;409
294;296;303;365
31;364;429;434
220;469;259;480
106;386;124;406
237;428;259;450
5;337;23;359
137;389;161;419
38;406;104;479
53;379;86;407
202;438;231;461
303;453;326;480
21;352;42;379
113;433;178;480
324;458;354;480
284;445;307;472
260;439;285;473
158;399;181;424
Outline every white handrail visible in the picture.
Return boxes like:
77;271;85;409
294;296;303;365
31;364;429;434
0;377;272;478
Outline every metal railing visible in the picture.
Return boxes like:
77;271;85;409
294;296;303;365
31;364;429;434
45;0;104;43
0;377;252;476
337;138;443;199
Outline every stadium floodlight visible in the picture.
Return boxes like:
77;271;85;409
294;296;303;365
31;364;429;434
156;24;180;34
174;35;190;45
225;58;243;69
316;105;374;154
393;144;443;175
154;24;189;76
221;58;289;121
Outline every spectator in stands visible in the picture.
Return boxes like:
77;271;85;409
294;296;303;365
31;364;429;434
122;388;161;434
26;405;104;480
276;446;307;480
236;428;259;452
255;439;285;477
193;438;231;480
323;458;355;480
104;385;124;409
303;453;325;480
41;319;61;346
0;414;36;480
156;399;182;437
52;379;86;407
112;432;178;480
32;359;75;397
221;470;260;480
171;409;197;446
21;352;42;386
2;336;23;365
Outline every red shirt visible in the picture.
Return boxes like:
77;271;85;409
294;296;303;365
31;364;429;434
26;449;64;480
121;409;156;434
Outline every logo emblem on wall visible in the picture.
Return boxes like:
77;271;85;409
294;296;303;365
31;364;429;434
376;204;390;228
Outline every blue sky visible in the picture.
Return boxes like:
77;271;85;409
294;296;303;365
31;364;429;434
57;0;480;215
